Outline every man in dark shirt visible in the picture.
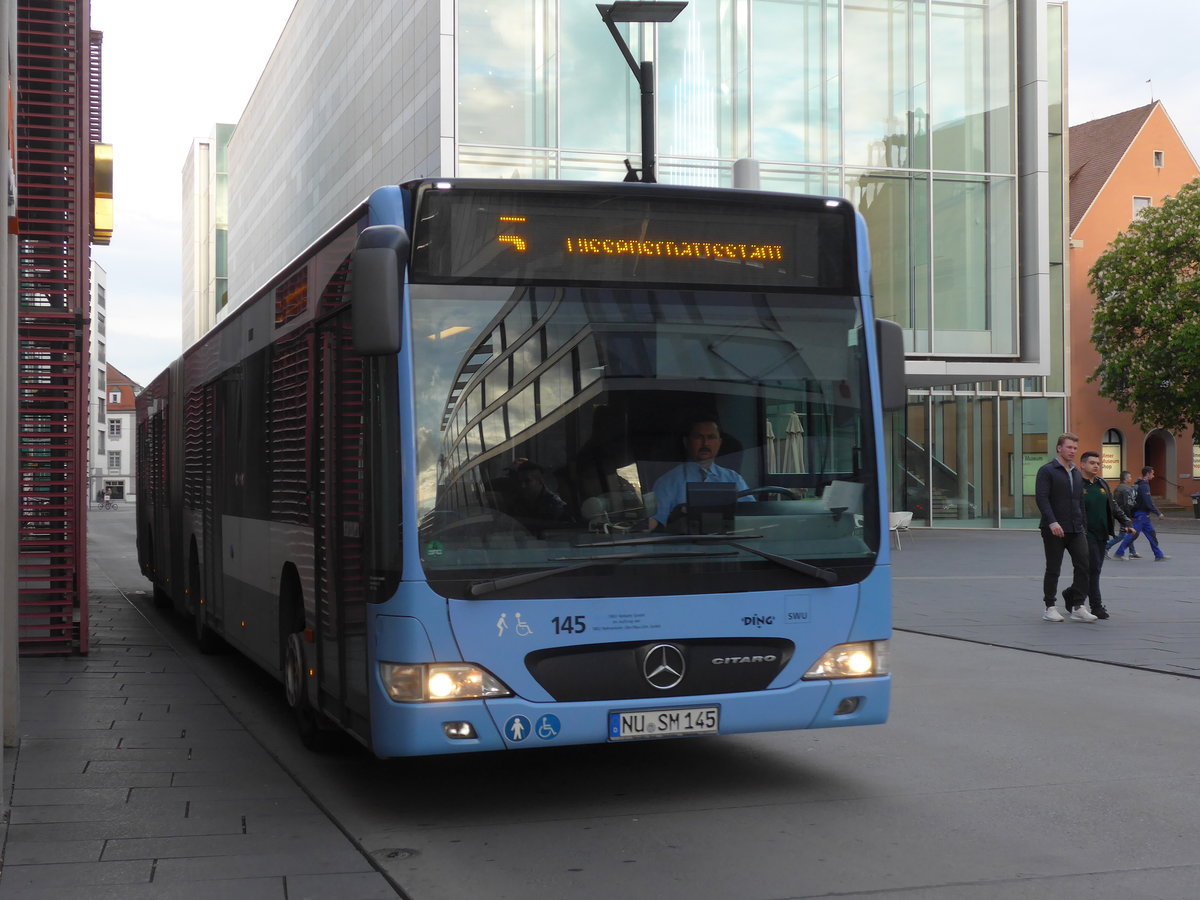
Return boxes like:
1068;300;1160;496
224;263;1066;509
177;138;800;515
1080;451;1133;620
1035;433;1092;622
1113;466;1170;561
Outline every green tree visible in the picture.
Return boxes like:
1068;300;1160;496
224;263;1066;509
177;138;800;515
1088;178;1200;433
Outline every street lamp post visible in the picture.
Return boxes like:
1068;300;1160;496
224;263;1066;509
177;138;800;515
596;1;687;184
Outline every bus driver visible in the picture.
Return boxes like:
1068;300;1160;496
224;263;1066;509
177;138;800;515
647;415;750;530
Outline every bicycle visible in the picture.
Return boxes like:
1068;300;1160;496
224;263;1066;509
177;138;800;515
102;500;119;510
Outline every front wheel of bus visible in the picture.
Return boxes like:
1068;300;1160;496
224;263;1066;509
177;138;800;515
285;631;332;751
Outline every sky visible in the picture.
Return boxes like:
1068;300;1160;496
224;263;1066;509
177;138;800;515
89;0;1200;388
89;0;297;387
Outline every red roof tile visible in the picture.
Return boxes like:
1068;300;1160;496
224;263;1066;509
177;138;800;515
1069;102;1157;233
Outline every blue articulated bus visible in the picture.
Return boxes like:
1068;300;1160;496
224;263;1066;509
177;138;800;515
136;179;906;756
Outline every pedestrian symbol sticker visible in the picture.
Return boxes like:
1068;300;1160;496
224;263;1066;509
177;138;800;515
535;714;561;740
505;715;531;742
497;612;533;638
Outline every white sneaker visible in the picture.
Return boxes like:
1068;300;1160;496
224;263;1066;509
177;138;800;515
1069;606;1099;623
1042;606;1065;622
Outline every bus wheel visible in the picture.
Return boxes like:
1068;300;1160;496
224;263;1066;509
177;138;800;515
146;537;172;608
152;584;171;609
285;631;331;751
189;550;222;654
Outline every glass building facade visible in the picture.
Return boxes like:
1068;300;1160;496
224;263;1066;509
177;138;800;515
455;0;1067;526
224;0;1066;527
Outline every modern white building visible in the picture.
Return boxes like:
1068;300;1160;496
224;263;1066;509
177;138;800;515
88;260;108;506
210;0;1068;526
182;124;234;347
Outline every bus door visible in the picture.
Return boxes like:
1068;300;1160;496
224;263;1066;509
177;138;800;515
212;371;242;632
313;309;371;735
184;383;216;616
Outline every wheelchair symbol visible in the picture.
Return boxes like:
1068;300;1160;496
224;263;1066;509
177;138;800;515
535;714;561;740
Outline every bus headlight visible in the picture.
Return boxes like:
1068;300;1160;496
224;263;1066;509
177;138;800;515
802;641;889;680
379;662;513;702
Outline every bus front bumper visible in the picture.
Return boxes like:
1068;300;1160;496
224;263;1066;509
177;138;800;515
368;675;889;758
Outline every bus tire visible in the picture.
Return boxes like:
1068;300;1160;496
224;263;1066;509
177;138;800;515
152;584;171;609
285;630;332;751
189;547;222;654
146;536;171;608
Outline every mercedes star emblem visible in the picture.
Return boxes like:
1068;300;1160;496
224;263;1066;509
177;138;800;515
643;643;686;690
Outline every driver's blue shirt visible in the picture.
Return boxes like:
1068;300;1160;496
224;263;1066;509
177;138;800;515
649;461;750;526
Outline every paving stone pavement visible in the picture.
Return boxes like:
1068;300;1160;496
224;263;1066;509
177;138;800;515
0;579;400;899
3;514;1196;897
892;518;1200;678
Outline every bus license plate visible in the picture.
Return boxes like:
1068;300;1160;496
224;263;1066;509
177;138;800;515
609;706;719;741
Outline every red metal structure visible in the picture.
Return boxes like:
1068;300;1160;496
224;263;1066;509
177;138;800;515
16;0;95;654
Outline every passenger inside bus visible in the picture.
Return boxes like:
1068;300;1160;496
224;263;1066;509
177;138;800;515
504;460;575;536
569;405;646;531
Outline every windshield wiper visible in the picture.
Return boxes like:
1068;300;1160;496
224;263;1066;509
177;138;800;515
723;541;837;585
583;532;764;547
469;550;736;597
597;533;837;585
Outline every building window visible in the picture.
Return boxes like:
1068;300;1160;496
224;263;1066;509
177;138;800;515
98;430;105;453
108;451;121;471
1133;196;1152;217
1154;150;1164;168
109;390;120;404
108;419;121;438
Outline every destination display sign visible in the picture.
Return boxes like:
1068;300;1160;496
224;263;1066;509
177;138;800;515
407;181;856;291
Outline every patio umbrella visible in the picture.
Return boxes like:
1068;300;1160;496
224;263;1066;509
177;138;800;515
765;418;778;474
782;410;805;472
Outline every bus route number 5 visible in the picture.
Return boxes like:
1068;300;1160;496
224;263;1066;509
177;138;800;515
552;615;586;635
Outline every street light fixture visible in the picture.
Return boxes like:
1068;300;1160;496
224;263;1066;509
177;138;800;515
596;1;688;183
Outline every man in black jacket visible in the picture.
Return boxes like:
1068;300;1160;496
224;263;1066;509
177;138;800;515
1035;433;1092;622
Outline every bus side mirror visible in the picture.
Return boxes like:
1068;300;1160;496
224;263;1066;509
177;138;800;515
352;224;410;356
875;318;906;411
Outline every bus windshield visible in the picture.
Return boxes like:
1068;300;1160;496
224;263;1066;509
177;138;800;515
411;283;878;600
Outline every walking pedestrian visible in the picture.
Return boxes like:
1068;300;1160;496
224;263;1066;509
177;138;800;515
1105;471;1142;558
1035;433;1094;622
1113;466;1170;561
1080;451;1133;619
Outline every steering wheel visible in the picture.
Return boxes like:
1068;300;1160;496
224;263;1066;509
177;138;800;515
736;485;803;500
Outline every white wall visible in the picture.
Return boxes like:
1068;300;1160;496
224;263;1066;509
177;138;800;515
227;0;453;304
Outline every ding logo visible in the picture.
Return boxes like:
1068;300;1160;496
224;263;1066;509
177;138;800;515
643;644;686;690
743;615;775;627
